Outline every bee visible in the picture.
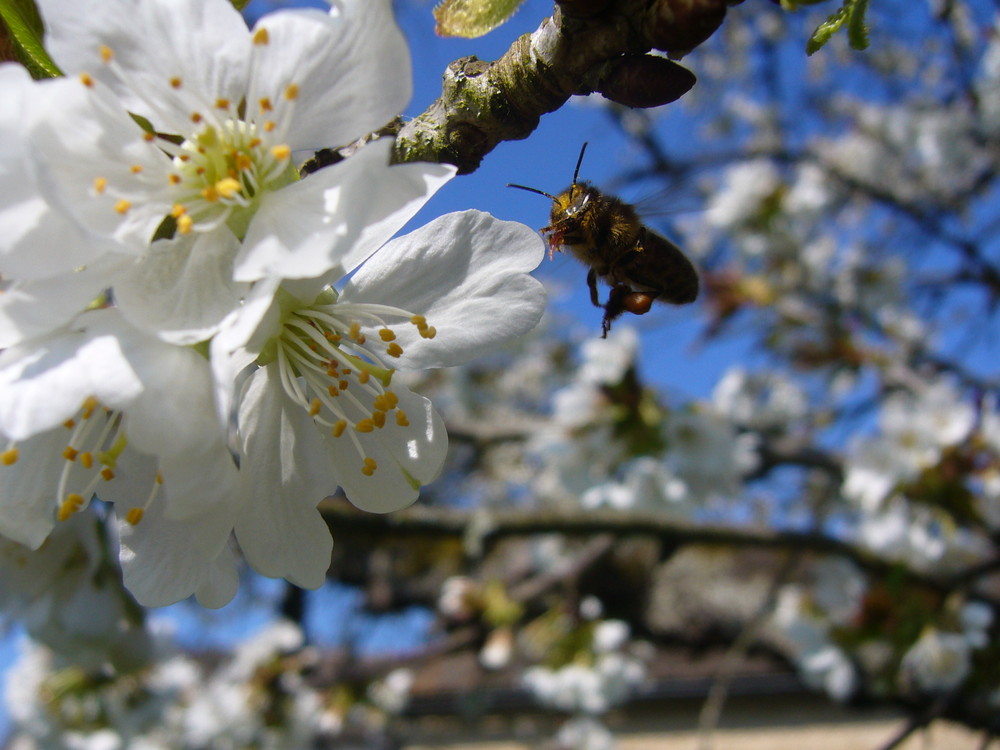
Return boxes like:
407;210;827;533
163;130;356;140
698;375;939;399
508;143;698;336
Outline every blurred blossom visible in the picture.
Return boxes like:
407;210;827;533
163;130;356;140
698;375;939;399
367;668;414;715
900;629;971;693
704;159;782;232
576;327;638;386
581;457;689;514
712;367;808;432
664;408;757;497
556;716;615;750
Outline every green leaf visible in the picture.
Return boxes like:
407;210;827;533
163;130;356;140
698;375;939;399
806;6;848;55
433;0;526;39
0;0;61;78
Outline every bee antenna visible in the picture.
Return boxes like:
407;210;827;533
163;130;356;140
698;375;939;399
573;142;588;185
507;183;557;201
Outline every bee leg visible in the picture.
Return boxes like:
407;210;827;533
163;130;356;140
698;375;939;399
586;268;602;308
601;284;631;337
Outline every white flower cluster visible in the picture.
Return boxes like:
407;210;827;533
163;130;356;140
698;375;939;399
523;619;647;715
0;0;546;608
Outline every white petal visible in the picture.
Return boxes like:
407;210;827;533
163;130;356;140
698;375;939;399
115;230;248;344
341;211;547;368
37;0;251;134
249;0;410;150
0;260;117;348
0;430;65;548
325;385;447;513
116;465;238;607
235;140;454;282
234;368;335;589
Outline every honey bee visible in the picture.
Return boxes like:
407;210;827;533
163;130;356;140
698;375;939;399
508;143;699;336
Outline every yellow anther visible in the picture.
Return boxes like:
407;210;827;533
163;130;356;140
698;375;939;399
264;121;276;132
63;419;76;429
168;174;182;185
191;112;203;124
234;154;252;171
170;76;182;88
253;27;269;45
258;98;273;113
201;186;220;203
1;448;18;466
386;342;403;358
350;321;362;340
396;410;410;427
82;396;99;417
355;419;375;433
270;144;291;161
79;72;95;87
58;494;85;521
178;154;191;162
143;131;155;142
177;214;194;234
215;177;242;198
215;98;230;109
80;452;93;469
373;395;390;412
114;199;131;214
339;379;349;391
101;468;115;481
99;45;113;62
372;410;386;429
361;457;378;476
332;420;347;438
93;177;108;194
385;391;399;409
421;326;437;339
155;471;163;484
308;398;322;417
62;446;79;462
126;507;144;525
342;368;352;375
358;371;370;385
379;329;396;342
327;384;339;397
410;314;427;327
284;83;300;100
171;204;187;218
130;164;143;174
249;137;263;148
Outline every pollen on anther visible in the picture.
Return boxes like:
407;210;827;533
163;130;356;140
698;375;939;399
328;384;340;397
215;98;230;109
422;326;438;340
155;472;163;485
308;398;322;417
1;448;18;466
177;215;194;234
396;410;410;427
63;419;76;429
58;494;85;521
79;72;95;87
386;343;404;358
253;27;270;45
201;186;220;203
215;177;242;198
99;45;113;62
264;121;277;133
191;112;203;124
93;177;108;194
339;379;349;391
101;468;115;481
82;396;99;417
373;395;390;412
284;83;300;100
385;391;399;409
358;371;370;385
361;457;378;476
143;132;155;142
410;314;427;327
114;199;131;214
379;329;396;342
372;411;387;429
126;507;144;525
130;164;143;174
271;144;291;161
80;452;93;469
332;420;347;437
355;419;375;433
258;98;273;113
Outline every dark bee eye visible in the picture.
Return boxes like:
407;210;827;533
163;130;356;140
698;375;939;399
622;293;655;315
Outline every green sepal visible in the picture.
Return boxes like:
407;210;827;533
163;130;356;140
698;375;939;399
0;0;61;78
804;0;871;55
433;0;526;39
